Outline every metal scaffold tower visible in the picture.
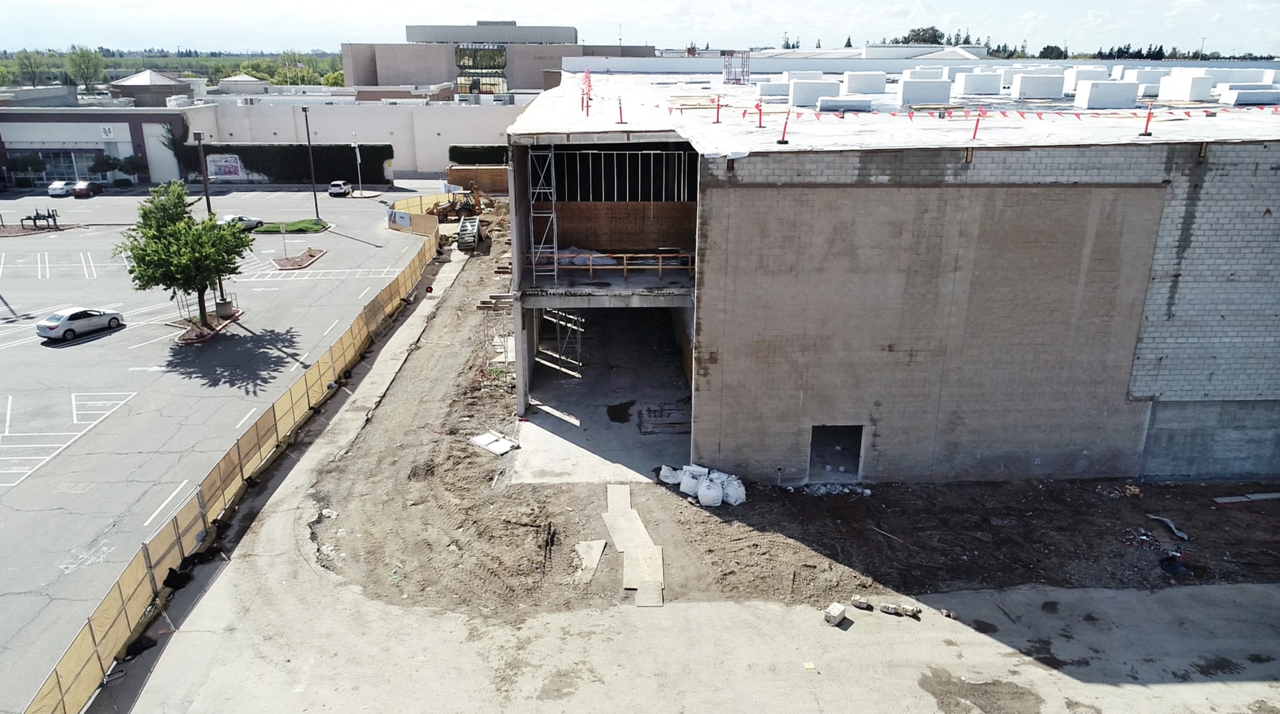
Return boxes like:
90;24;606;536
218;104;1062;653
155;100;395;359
537;308;583;377
529;147;559;285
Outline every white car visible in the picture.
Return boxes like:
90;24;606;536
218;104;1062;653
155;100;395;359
217;214;265;231
328;180;352;197
47;181;72;197
35;308;124;341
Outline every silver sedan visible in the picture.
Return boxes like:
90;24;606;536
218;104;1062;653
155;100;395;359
35;308;124;341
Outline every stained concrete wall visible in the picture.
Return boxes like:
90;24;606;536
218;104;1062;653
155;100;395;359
341;43;587;90
1142;401;1280;477
693;181;1160;484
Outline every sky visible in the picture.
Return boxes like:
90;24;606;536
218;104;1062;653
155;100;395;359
3;0;1278;56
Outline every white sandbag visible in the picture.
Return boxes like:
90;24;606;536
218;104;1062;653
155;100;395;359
679;469;702;496
684;464;709;477
722;476;747;506
697;474;723;507
658;465;683;485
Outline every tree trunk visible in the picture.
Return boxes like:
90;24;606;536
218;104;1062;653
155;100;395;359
196;287;209;327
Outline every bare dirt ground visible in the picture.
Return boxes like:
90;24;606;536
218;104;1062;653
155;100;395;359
307;212;1280;623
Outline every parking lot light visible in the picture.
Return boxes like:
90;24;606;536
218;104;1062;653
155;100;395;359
192;131;213;217
302;107;320;223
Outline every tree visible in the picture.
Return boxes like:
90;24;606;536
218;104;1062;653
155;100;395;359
240;58;276;80
321;71;344;87
815;39;821;48
15;49;48;86
896;27;944;45
844;36;853;48
65;46;106;90
113;182;253;328
4;154;47;176
88;155;121;174
0;65;13;87
118;156;147;177
1038;45;1067;60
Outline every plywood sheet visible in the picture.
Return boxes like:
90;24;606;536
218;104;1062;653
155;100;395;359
607;484;631;513
623;545;663;589
573;540;607;584
635;580;664;607
601;509;654;553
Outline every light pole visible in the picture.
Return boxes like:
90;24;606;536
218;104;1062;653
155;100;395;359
301;106;320;223
1200;37;1207;59
192;131;212;217
351;140;363;197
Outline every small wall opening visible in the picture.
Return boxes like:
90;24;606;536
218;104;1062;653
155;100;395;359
809;425;864;483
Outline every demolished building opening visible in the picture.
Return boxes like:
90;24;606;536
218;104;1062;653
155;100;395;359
513;307;692;483
809;425;866;483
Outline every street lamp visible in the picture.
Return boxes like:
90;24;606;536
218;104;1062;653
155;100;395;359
192;131;212;217
351;141;363;197
301;106;320;223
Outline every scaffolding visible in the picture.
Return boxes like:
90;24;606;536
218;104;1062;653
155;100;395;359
536;308;583;377
722;50;750;85
529;147;559;284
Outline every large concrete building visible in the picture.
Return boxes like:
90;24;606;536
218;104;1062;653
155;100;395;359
343;21;654;92
505;70;1280;485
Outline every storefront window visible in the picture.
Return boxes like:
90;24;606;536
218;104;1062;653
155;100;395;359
6;150;109;184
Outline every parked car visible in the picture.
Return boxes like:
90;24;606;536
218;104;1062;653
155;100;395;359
35;308;124;341
71;181;105;198
328;180;353;197
47;181;72;197
217;214;265;231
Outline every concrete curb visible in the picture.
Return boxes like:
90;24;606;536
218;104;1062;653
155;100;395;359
272;249;327;271
172;309;245;345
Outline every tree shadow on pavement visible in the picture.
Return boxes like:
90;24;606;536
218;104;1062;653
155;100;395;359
163;324;301;395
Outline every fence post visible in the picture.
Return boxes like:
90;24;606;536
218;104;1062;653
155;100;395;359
84;617;108;682
141;543;160;598
171;518;186;562
196;490;211;537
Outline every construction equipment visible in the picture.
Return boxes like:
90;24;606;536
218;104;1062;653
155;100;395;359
426;190;481;222
468;181;496;209
456;215;480;251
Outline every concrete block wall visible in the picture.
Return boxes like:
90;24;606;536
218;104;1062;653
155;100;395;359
697;141;1280;482
1129;142;1280;403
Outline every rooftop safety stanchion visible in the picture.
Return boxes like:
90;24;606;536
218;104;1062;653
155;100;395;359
617;97;625;125
777;110;791;145
1140;101;1155;136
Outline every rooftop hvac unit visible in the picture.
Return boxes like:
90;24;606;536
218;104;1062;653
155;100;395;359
494;93;515;106
238;97;258;106
463;94;481;105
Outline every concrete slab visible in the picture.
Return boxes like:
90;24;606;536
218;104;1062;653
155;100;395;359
572;540;607;584
634;580;664;607
601;509;655;553
606;484;631;512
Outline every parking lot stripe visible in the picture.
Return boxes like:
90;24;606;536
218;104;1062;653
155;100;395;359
235;408;257;429
0;393;136;487
289;352;310;371
323;319;340;336
3;395;9;434
0;253;4;278
142;479;190;527
128;331;184;349
123;302;172;316
358;287;371;299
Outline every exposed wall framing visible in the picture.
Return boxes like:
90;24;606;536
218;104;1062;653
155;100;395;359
549;148;698;202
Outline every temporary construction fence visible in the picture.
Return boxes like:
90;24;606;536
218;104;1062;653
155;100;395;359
23;227;440;714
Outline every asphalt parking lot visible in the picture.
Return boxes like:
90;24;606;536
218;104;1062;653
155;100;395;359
0;185;436;714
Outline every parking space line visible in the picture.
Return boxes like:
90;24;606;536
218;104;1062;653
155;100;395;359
37;253;49;280
323;319;340;336
235;408;257;429
3;395;10;435
124;302;172;317
358;287;371;299
80;252;98;279
0;393;136;487
0;253;4;278
128;331;184;349
142;479;190;527
289;352;310;371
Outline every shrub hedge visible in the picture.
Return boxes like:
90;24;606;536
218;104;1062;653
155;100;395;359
448;145;508;166
172;141;393;185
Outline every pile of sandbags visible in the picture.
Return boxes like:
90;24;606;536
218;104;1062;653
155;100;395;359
660;464;746;507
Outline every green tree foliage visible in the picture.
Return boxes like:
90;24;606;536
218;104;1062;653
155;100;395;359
0;65;13;86
844;36;853;48
4;154;47;175
239;58;277;79
88;155;121;174
1038;45;1067;60
119;155;147;176
321;70;344;87
66;46;106;90
113;182;253;327
892;27;944;45
15;49;48;86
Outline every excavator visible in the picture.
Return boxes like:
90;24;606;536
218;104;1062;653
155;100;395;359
426;182;496;222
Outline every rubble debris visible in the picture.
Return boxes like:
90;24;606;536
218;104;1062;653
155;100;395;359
1160;552;1192;578
940;609;958;620
1147;514;1189;541
802;484;871;497
321;508;339;519
824;602;848;625
850;595;875;611
1122;527;1161;549
879;603;902;616
900;604;922;618
469;430;518;455
870;526;905;543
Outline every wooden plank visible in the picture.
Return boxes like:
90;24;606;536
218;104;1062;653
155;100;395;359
635;580;664;607
601;509;654;553
623;545;663;590
606;484;631;513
